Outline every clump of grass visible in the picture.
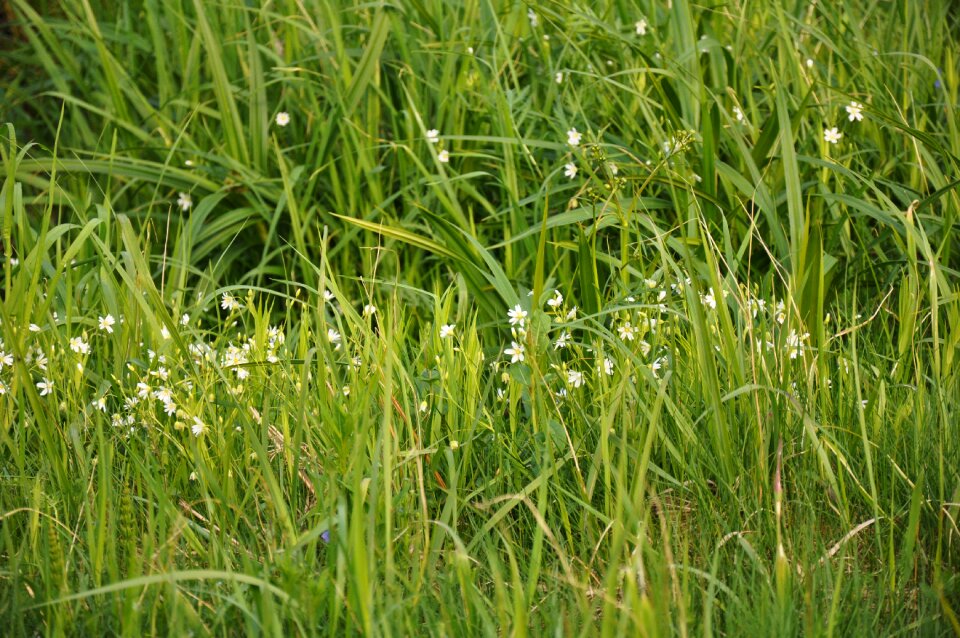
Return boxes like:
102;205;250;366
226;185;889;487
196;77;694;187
2;1;960;635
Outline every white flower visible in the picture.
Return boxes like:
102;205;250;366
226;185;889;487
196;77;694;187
785;329;810;359
504;341;525;364
554;331;571;350
507;304;528;327
440;324;456;339
92;397;107;412
69;336;90;355
635;19;647;35
547;290;564;308
0;350;12;367
191;416;207;436
805;58;814;68
845;101;864;122
176;192;192;211
98;314;116;333
163;401;177;416
153;387;173;403
37;378;54;396
733;105;744;122
617;322;636;341
438;149;450;163
555;71;563;84
564;306;578;322
702;288;717;310
160;325;171;340
327;328;342;350
342;385;351;397
602;357;614;376
527;8;538;27
363;304;377;317
275;111;290;127
823;127;842;144
564;163;577;179
29;324;41;333
566;128;582;146
0;380;7;395
323;289;335;302
426;129;440;144
567;369;584;388
181;314;190;326
221;293;241;311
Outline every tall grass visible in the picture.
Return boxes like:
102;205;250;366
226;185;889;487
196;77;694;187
1;0;959;635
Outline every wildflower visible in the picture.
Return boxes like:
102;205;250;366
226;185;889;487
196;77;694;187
327;328;342;350
602;357;614;376
567;128;582;147
651;357;664;377
733;105;744;122
527;8;538;27
163;401;177;416
98;314;116;333
564;163;577;179
702;288;717;310
0;350;12;368
29;324;41;333
153;387;173;403
507;304;528;327
805;58;814;68
275;112;290;127
845;101;864;122
785;329;810;359
37;378;54;396
496;387;506;401
547;290;563;309
191;416;207;436
0;380;6;395
160;325;171;340
567;369;584;388
438;149;450;163
363;304;377;317
564;306;578;322
181;314;190;326
504;341;525;364
176;192;192;211
554;331;571;350
69;336;90;355
440;324;456;339
92;396;107;412
635;19;648;35
419;400;428;413
426;129;440;144
823;127;842;144
221;293;241;311
323;289;335;302
342;386;351;397
555;71;563;84
617;322;636;341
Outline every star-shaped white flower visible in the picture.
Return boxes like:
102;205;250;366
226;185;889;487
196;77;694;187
275;112;290;127
823;127;842;144
504;341;525;363
567;128;582;147
845;101;864;122
507;304;528;327
564;163;577;179
426;129;440;144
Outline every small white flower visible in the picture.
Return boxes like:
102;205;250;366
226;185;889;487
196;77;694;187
98;314;116;333
785;329;810;359
555;71;563;84
363;304;377;317
426;129;440;144
160;325;171;340
153;387;173;403
327;328;342;350
29;324;41;333
733;105;744;122
845;101;864;122
37;378;54;396
564;163;577;179
92;397;107;412
440;324;456;339
805;58;814;68
438;149;450;163
191;416;207;436
635;19;648;35
602;357;614;376
163;401;177;416
617;322;636;342
0;380;7;395
181;314;190;326
69;336;90;355
507;304;528;327
323;289;335;302
504;341;525;364
564;306;578;322
567;369;584;388
527;8;538;27
547;290;564;309
0;351;12;367
823;127;842;144
554;331;571;350
342;385;351;397
176;192;192;211
566;128;582;147
275;111;290;127
702;288;717;310
221;293;241;311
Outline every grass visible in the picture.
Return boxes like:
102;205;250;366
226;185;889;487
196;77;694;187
1;0;959;635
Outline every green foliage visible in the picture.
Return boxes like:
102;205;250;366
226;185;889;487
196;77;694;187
1;0;959;635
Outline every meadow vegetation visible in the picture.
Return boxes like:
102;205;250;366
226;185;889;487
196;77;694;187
1;0;959;634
